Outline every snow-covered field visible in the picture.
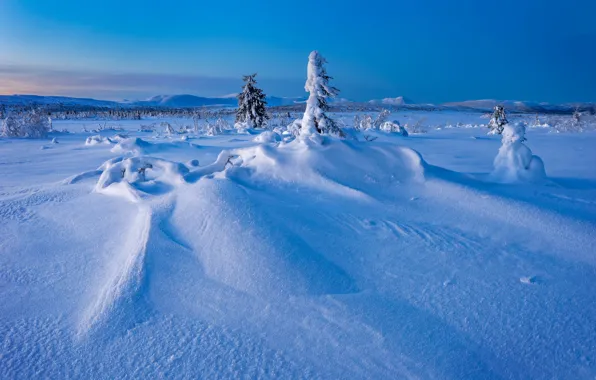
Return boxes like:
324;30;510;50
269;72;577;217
1;112;595;379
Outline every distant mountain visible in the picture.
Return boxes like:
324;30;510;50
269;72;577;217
368;96;415;106
441;99;594;113
0;94;119;107
128;94;308;108
0;93;308;109
265;96;307;106
1;94;592;114
130;94;238;108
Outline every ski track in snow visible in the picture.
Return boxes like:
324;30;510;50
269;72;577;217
1;123;596;379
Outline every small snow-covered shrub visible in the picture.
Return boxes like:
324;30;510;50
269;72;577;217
491;122;546;183
234;121;249;133
405;118;428;134
549;113;596;133
139;123;157;133
286;119;303;137
380;120;408;136
353;115;362;131
85;135;112;145
1;111;51;138
360;114;373;130
91;122;123;133
373;109;391;129
204;118;232;136
161;122;176;135
217;118;230;131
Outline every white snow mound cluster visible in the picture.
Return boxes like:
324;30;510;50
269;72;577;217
491;122;546;183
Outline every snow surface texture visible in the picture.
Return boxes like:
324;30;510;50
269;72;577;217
1;115;596;379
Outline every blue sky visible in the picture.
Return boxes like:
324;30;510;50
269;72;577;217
1;0;595;103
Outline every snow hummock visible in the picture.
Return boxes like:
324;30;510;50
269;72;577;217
253;130;282;144
491;123;546;183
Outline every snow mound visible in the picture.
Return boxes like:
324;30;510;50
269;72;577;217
110;137;154;155
85;135;113;146
95;156;189;202
491;123;546;183
253;131;282;144
229;138;426;199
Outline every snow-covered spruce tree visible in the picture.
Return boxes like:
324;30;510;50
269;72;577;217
300;51;344;137
488;105;508;135
236;73;268;128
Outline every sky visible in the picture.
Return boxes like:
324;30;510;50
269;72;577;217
1;0;595;103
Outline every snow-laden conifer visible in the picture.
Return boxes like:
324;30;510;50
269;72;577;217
236;73;268;128
301;51;344;137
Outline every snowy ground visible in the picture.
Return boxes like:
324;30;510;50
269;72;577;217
1;112;595;379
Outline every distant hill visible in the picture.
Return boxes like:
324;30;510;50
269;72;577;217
0;94;119;107
130;94;237;108
441;99;594;113
1;94;592;114
121;94;306;108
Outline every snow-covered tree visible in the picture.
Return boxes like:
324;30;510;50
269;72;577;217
488;105;508;135
373;109;391;129
160;121;175;135
380;120;409;136
361;114;373;130
301;51;344;137
1;110;51;138
492;122;545;182
236;73;268;128
353;114;362;130
572;107;581;124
